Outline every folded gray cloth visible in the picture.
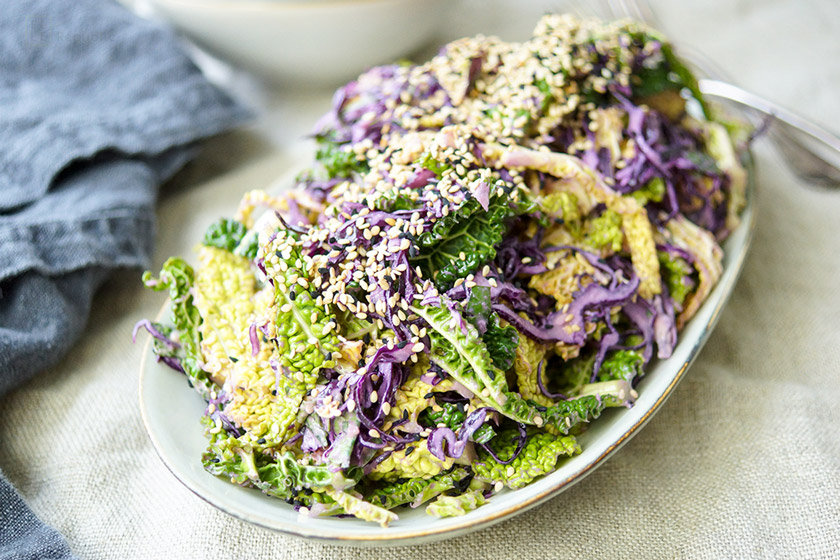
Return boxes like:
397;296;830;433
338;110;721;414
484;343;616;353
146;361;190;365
0;0;249;557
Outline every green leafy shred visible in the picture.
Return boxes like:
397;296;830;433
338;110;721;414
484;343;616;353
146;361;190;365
658;249;696;307
585;209;623;252
419;402;495;444
374;189;416;212
419;152;452;177
555;350;597;394
539;192;581;237
426;490;487;518
419;402;466;430
685;150;722;175
630;177;666;206
413;297;628;436
315;137;369;179
325;489;398;527
412;192;533;290
463;285;519;371
482;316;519;372
597;349;644;383
203;218;247;253
365;468;472;510
473;429;580;489
628;31;708;117
142;258;215;398
202;430;339;499
535;77;553;113
272;243;340;393
411;296;510;412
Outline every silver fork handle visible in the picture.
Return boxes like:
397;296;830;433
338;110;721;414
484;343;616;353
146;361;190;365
699;79;840;186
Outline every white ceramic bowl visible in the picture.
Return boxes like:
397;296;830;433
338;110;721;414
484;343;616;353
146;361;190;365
144;0;449;86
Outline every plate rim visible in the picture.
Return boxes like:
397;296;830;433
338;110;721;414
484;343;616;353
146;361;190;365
138;163;756;546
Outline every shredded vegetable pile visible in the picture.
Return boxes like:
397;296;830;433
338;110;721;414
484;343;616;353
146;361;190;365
137;15;749;526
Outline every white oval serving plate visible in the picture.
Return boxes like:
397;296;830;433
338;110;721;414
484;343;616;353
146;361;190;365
139;164;755;546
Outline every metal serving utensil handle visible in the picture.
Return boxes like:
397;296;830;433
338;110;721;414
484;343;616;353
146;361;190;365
699;78;840;187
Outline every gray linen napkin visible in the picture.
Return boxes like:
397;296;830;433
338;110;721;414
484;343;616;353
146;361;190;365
0;0;248;557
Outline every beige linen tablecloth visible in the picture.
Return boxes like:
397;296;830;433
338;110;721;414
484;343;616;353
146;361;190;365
2;0;838;557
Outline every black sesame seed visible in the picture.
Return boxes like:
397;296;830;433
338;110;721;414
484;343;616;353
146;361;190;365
229;356;238;363
423;392;434;399
257;438;266;444
404;446;415;456
397;340;408;349
289;290;297;301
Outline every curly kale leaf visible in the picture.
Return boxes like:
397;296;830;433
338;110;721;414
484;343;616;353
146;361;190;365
473;429;580;489
315;137;369;179
412;193;532;290
629;33;708;117
630;177;666;206
325;489;398;527
415;299;633;435
271;242;340;391
482;316;519;372
374;189;417;212
142;257;215;398
539;192;581;237
426;489;487;518
419;401;496;444
463;286;519;372
365;468;473;510
202;433;339;499
203;218;246;253
254;453;336;497
556;350;597;395
597;349;644;383
419;402;466;430
658;250;696;307
411;296;510;412
585;209;623;253
419;152;452;177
